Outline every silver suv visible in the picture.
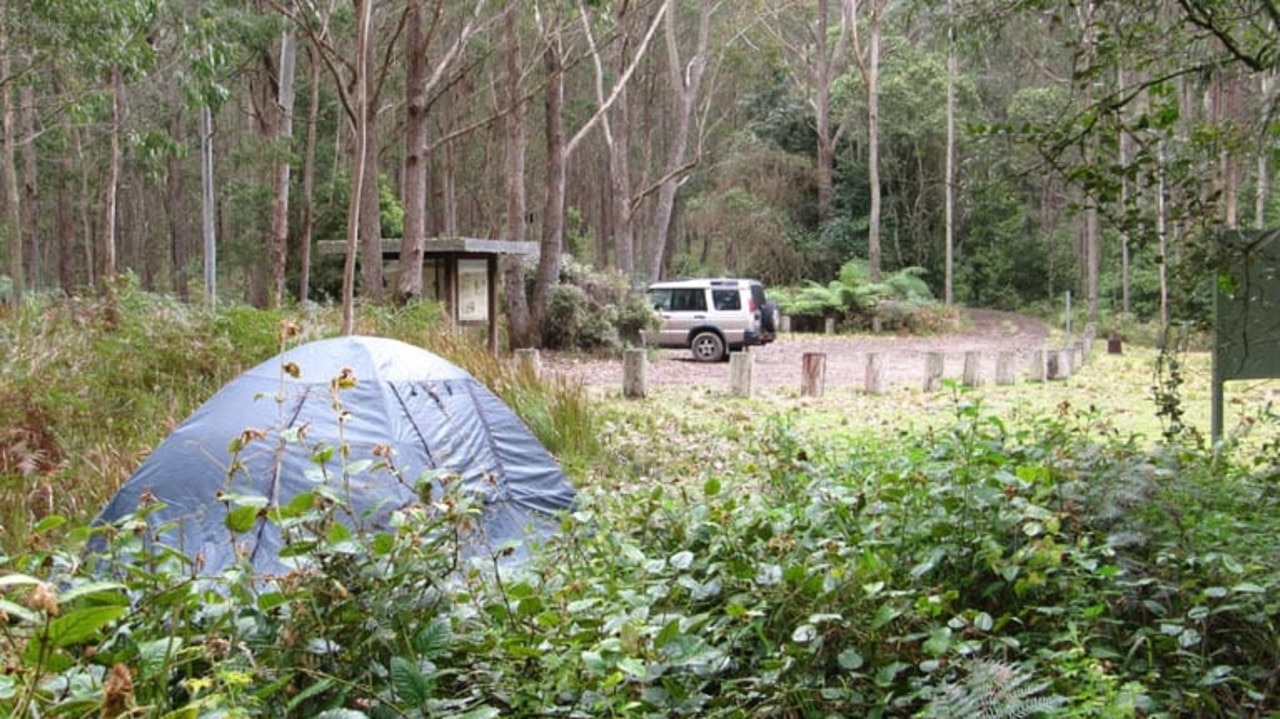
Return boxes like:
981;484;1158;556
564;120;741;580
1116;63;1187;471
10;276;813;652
644;278;779;362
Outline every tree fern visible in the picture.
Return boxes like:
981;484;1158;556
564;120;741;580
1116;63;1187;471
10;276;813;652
916;660;1066;719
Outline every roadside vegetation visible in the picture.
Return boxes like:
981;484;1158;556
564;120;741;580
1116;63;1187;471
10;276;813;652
1;291;1278;718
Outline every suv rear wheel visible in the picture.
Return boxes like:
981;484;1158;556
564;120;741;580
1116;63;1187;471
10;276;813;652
690;330;726;363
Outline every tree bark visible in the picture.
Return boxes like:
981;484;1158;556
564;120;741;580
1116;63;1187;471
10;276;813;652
397;0;428;302
501;0;533;348
298;45;321;303
644;0;711;283
167;104;191;300
100;66;123;284
19;81;37;289
532;32;566;340
269;24;298;307
865;1;882;282
0;2;23;301
343;0;373;333
54;74;76;294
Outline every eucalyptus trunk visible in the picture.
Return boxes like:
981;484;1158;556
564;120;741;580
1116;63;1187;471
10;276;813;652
269;25;298;307
532;36;566;339
298;46;321;303
501;0;533;348
19;81;36;289
100;66;123;283
397;0;428;302
644;0;711;283
0;2;22;301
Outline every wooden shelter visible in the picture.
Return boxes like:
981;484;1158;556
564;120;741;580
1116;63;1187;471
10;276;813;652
319;237;538;354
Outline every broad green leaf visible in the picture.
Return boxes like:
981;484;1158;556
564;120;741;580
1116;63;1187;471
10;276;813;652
0;574;42;589
49;606;128;647
838;648;865;670
0;598;41;624
57;582;128;605
225;505;259;534
391;656;432;706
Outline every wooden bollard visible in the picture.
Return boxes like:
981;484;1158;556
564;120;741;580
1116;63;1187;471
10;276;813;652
923;351;945;392
1047;350;1068;380
801;352;826;397
865;353;884;395
623;348;648;399
1029;349;1046;382
824;317;837;335
514;347;541;378
730;352;753;398
995;352;1016;386
962;351;983;387
780;315;791;333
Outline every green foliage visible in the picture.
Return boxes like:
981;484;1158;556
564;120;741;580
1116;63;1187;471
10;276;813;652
541;260;657;352
9;388;1279;717
772;260;949;333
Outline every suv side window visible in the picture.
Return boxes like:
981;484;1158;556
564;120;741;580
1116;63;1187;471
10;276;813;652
712;289;741;311
670;288;707;312
648;288;672;311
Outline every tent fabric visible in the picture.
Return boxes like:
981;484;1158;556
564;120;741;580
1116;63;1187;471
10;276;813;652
92;335;576;576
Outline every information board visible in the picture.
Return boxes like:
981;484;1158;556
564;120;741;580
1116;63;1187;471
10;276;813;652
1212;229;1280;440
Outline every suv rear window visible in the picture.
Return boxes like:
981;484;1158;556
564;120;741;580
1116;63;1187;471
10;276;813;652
712;289;741;311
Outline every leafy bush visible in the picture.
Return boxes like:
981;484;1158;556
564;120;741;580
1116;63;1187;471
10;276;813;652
773;260;950;332
541;260;656;352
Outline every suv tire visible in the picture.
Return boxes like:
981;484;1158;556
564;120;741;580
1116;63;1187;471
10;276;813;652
690;330;726;363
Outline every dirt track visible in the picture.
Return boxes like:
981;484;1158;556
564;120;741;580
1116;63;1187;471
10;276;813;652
544;309;1053;394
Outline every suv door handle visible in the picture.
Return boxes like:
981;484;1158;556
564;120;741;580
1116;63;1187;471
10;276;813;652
692;314;706;319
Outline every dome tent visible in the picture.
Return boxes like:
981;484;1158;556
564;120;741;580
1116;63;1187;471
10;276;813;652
92;335;576;576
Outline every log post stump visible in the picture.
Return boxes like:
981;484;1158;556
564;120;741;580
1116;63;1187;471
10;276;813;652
514;348;541;379
923;351;945;392
962;351;983;387
824;317;837;335
780;315;791;333
995;351;1016;386
1047;350;1068;380
865;353;884;395
623;348;648;399
801;352;827;397
1029;349;1046;382
730;351;753;398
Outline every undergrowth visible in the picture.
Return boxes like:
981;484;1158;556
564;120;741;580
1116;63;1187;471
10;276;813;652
2;290;1279;717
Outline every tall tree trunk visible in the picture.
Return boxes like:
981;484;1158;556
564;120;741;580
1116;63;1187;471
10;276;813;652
19;81;36;289
397;0;428;302
299;46;321;303
501;0;533;348
0;2;22;302
943;0;955;306
269;24;298;307
100;66;123;283
200;105;217;303
167;104;190;300
865;2;882;283
343;0;373;332
644;0;711;283
55;75;76;294
607;85;635;277
532;34;566;340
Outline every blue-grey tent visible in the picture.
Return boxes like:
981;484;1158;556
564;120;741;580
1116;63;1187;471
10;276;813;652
92;335;576;576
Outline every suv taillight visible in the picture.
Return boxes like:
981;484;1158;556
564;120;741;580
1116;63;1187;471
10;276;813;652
748;296;757;313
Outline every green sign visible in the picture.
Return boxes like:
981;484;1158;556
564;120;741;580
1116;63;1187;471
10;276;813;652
1212;230;1280;440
